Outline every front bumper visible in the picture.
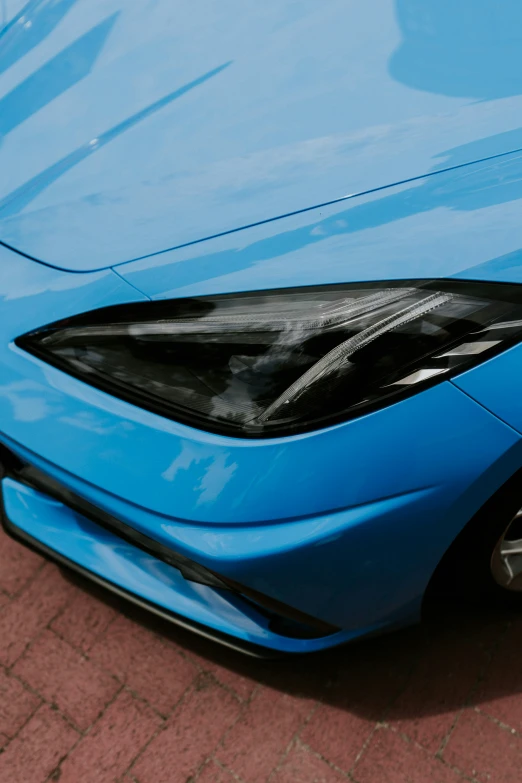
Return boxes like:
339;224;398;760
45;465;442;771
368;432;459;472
2;244;522;653
1;490;279;659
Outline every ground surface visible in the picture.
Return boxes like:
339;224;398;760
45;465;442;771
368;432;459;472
0;526;521;783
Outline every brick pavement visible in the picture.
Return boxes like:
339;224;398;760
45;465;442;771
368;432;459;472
0;525;520;782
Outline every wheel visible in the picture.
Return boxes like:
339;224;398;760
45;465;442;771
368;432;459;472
490;510;522;593
425;468;522;609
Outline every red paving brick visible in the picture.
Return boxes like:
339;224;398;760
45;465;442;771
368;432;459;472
51;588;117;652
271;742;347;782
189;651;259;701
89;614;197;715
197;759;238;782
353;727;463;783
0;704;79;783
58;690;161;783
0;531;42;595
301;704;375;772
472;618;522;733
387;622;494;753
301;643;410;771
3;520;522;783
132;675;242;783
217;685;313;782
0;563;74;667
13;629;120;730
0;665;41;738
443;709;522;783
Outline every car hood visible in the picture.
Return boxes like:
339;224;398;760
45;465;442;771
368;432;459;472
2;0;522;272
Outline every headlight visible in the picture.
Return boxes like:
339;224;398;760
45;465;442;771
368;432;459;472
17;281;522;437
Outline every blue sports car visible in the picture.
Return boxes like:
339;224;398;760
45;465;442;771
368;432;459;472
3;1;522;656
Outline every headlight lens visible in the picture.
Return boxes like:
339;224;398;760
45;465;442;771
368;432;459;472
18;281;522;437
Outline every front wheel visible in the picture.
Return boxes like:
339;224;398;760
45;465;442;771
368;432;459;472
425;468;522;609
490;509;522;593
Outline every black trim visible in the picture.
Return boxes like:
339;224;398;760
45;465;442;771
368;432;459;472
15;463;230;591
17;278;522;440
1;511;282;659
4;456;339;640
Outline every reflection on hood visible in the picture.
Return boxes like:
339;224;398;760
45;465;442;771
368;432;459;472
390;0;522;99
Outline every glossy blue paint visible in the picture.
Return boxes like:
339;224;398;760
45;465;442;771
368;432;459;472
1;241;522;644
452;342;522;438
1;0;29;34
2;1;522;268
2;478;355;653
120;151;522;298
0;2;81;69
3;406;522;635
0;244;518;526
1;3;522;653
3;397;522;639
0;13;119;137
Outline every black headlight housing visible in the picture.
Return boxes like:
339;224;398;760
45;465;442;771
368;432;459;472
16;280;522;438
